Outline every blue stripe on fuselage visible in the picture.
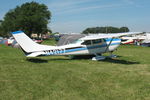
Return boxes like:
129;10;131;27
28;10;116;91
65;42;120;53
44;38;121;56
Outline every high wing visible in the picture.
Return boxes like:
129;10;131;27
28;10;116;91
81;32;143;40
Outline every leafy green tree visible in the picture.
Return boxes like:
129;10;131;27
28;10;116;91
119;27;129;32
1;1;51;37
82;26;130;34
0;20;6;36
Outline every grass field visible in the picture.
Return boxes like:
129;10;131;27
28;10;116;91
0;40;150;100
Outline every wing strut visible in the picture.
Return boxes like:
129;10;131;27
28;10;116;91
104;38;114;52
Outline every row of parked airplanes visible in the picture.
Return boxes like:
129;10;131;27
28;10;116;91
0;31;149;60
1;32;150;46
2;31;147;61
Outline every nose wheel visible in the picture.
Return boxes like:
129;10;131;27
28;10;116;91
108;51;117;58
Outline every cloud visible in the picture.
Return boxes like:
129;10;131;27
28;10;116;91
122;0;142;7
58;4;122;15
48;0;124;15
48;0;142;16
48;0;95;8
49;19;127;33
47;0;148;33
123;0;135;4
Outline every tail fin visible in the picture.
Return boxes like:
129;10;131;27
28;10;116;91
11;31;54;53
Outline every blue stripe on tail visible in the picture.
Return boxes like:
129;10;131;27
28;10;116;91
11;31;23;34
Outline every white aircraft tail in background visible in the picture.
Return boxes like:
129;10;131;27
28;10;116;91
11;31;142;60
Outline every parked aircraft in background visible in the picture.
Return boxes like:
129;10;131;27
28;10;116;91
11;31;142;60
121;33;150;45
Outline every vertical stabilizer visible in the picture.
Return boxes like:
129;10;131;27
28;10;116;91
11;31;54;53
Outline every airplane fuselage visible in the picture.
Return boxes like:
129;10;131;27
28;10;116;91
11;31;142;60
27;38;121;57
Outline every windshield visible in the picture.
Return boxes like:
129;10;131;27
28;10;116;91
70;39;83;44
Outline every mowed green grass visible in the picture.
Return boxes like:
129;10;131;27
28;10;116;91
0;41;150;100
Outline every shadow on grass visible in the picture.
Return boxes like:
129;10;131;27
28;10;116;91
102;58;140;65
46;55;93;61
69;55;95;60
26;58;48;63
26;56;139;65
48;58;71;61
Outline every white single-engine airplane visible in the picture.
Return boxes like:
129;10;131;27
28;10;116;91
11;31;142;60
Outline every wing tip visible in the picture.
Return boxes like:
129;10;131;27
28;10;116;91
11;31;24;35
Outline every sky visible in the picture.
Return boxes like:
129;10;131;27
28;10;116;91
0;0;150;33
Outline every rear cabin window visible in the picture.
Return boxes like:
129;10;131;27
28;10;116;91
92;39;102;44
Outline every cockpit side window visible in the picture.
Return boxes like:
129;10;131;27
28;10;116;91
81;40;92;45
92;39;102;44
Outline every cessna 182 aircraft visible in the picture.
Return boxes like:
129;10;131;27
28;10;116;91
11;31;142;60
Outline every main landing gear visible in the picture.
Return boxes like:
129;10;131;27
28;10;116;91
92;52;117;61
92;54;106;61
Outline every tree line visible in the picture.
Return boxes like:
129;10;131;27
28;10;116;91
82;26;129;34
